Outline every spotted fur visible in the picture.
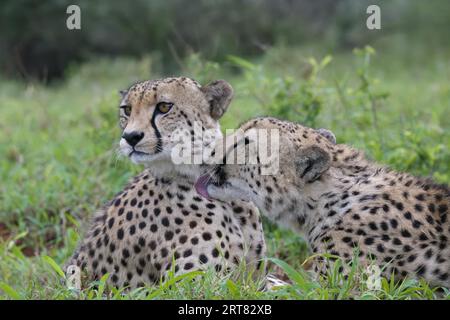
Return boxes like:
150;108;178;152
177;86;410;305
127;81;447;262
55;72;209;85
205;117;450;287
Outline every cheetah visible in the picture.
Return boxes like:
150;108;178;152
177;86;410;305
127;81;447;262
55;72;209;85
65;78;266;289
196;117;450;288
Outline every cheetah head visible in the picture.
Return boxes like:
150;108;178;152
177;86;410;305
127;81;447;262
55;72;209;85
118;77;233;178
195;118;335;228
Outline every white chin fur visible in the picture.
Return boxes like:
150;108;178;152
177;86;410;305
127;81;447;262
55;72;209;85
129;153;151;164
174;164;203;181
121;146;200;181
130;151;167;164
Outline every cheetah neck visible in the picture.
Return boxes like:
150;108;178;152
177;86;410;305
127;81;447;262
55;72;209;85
145;161;201;184
301;152;449;244
301;143;376;210
301;168;359;222
260;145;376;235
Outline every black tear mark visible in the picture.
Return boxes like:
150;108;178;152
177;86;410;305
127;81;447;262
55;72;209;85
151;109;163;154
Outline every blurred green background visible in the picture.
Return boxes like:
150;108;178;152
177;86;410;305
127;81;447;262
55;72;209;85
1;0;449;80
0;0;449;299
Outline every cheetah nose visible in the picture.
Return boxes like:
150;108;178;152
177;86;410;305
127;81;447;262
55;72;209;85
122;131;144;147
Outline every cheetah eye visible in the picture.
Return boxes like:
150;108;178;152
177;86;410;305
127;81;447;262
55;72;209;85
156;102;173;114
121;105;132;117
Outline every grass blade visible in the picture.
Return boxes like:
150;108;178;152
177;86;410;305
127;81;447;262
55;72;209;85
43;255;65;278
0;282;22;300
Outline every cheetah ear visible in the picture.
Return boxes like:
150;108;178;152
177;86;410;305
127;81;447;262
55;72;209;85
119;89;128;98
316;128;336;144
201;80;234;119
295;146;330;182
119;89;128;107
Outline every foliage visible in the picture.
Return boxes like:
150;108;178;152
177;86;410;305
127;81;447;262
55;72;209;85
228;54;332;127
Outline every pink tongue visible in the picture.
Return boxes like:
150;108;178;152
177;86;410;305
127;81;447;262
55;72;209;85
194;174;211;199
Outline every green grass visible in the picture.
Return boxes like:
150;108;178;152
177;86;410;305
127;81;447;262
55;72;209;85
0;44;449;299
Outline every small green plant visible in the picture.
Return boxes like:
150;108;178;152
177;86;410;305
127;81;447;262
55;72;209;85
353;46;390;148
267;253;448;300
227;54;331;127
334;46;390;149
183;53;222;84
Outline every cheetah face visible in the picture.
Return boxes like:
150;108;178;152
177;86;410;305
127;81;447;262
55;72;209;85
195;118;334;225
118;77;233;176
